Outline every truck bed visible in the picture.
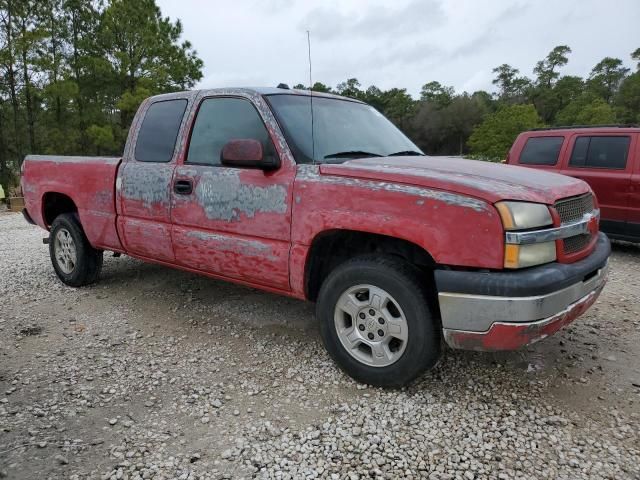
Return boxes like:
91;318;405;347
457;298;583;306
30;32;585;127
22;155;123;251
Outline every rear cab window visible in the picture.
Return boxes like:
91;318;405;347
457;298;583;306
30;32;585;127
568;136;630;170
135;99;188;162
519;136;564;166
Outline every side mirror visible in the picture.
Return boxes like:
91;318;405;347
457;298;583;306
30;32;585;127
220;139;279;170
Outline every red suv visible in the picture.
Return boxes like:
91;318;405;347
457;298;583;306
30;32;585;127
508;126;640;242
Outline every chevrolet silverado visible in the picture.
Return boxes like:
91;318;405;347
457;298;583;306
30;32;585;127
21;87;610;387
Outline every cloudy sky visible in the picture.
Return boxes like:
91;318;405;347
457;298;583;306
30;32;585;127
156;0;640;98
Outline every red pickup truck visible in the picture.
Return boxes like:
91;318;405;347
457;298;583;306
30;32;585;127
508;126;640;243
21;87;610;387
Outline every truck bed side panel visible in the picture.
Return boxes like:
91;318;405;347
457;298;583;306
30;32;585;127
22;155;123;251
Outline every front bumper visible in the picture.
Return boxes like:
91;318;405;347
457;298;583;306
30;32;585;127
435;232;610;351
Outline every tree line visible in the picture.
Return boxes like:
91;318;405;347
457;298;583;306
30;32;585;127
1;0;639;194
296;46;640;161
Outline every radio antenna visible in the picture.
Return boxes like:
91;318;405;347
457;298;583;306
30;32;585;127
306;30;316;163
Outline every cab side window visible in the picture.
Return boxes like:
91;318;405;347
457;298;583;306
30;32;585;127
519;136;564;165
135;99;187;162
569;136;630;169
187;97;276;166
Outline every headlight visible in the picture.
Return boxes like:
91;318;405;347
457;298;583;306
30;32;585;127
504;242;556;269
496;201;556;268
495;201;553;230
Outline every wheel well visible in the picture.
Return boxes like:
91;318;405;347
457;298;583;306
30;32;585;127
305;230;437;303
42;192;77;227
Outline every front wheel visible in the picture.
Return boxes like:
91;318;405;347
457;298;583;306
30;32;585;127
316;255;440;387
49;213;103;287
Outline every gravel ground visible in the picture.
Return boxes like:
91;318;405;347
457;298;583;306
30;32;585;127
0;211;639;480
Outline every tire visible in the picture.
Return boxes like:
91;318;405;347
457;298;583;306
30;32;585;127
316;255;441;388
49;213;103;287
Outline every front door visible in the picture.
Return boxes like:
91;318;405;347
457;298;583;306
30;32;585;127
170;94;294;290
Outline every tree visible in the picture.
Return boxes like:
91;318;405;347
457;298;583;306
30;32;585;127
377;88;415;131
420;81;454;107
554;76;584;109
533;75;584;124
311;81;332;93
555;93;616;125
492;64;531;103
615;72;640;123
587;57;630;103
62;0;104;154
468;104;543;160
0;0;23;190
335;78;364;100
99;0;203;126
14;0;42;154
533;45;571;88
632;47;640;70
441;94;489;154
411;94;488;155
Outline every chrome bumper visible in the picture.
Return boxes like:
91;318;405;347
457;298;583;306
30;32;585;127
438;261;608;332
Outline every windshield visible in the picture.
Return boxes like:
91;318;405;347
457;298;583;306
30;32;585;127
266;94;422;164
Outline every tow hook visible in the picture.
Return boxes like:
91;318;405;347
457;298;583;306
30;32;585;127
43;236;50;245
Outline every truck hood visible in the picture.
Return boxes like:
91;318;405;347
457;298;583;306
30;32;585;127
319;156;590;205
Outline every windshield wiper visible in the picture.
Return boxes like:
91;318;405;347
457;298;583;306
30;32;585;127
324;150;383;159
387;150;425;156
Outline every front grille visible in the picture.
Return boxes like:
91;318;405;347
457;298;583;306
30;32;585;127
554;193;594;224
563;234;591;255
555;193;595;256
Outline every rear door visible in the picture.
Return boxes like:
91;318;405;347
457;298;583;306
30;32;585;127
169;93;295;290
628;133;640;238
560;133;634;236
116;96;190;261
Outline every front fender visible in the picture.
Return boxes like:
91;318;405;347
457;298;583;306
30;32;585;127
292;165;504;269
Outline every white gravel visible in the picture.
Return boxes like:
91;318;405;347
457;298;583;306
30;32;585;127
0;212;639;479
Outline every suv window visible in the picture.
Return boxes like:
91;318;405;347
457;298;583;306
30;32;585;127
135;99;187;162
569;136;630;169
187;97;274;166
519;136;564;165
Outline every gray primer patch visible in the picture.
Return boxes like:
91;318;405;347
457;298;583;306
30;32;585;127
24;154;121;164
195;170;287;221
296;165;489;213
186;231;277;260
121;163;172;208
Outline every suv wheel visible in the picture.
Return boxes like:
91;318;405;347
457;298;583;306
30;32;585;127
316;255;440;387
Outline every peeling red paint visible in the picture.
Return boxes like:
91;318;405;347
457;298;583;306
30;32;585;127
325;156;588;205
292;164;504;270
21;155;123;252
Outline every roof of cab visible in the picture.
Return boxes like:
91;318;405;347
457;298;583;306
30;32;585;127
147;87;363;103
522;125;640;135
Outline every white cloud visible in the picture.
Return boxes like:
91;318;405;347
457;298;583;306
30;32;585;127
156;0;640;97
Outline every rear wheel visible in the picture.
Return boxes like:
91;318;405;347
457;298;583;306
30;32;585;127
49;214;103;287
317;255;440;387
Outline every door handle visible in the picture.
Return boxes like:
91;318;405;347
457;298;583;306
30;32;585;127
174;179;193;195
